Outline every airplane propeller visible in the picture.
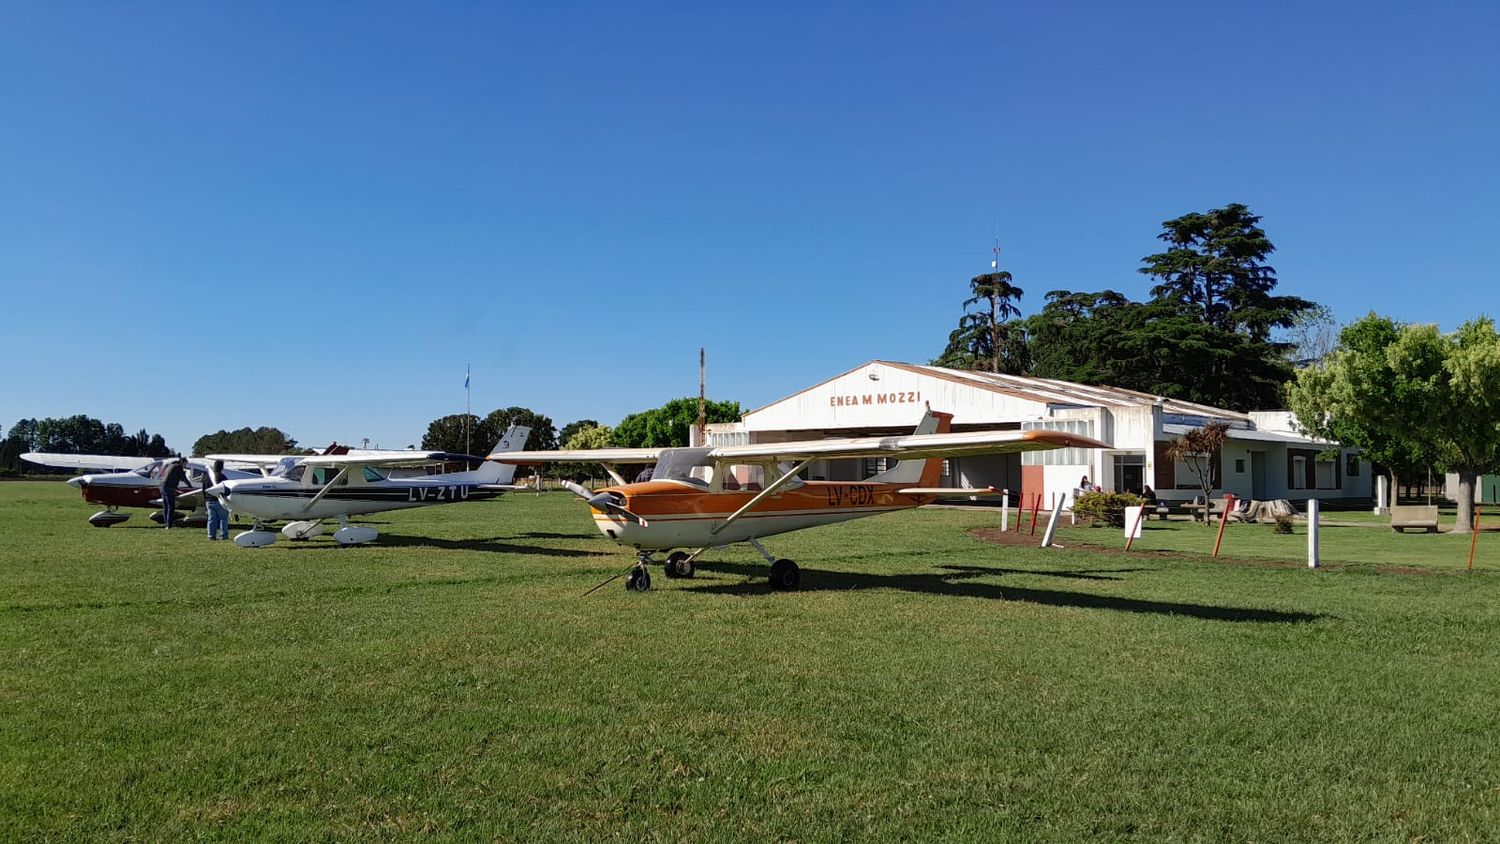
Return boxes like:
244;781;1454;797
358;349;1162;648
560;481;649;526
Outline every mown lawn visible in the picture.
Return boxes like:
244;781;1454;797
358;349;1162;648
1051;510;1498;572
3;481;1498;841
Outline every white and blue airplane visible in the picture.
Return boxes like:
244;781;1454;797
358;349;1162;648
199;425;532;547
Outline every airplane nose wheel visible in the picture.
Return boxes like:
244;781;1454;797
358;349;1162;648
768;559;800;590
625;566;652;592
663;550;695;579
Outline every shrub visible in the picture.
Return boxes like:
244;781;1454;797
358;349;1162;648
1074;491;1144;527
1272;513;1295;534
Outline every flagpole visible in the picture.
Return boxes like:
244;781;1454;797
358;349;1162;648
465;363;471;455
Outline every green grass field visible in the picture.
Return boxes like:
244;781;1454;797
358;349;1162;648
4;481;1499;841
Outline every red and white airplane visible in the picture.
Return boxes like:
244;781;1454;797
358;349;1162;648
23;453;279;526
489;410;1108;591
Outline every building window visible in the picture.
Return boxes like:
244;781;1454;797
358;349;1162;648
1291;456;1307;489
1316;459;1335;489
1235;458;1245;473
1346;453;1359;476
1021;419;1096;465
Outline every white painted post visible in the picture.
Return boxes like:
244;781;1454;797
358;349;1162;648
1374;475;1389;515
1124;506;1144;541
1000;489;1010;531
1041;493;1067;548
1307;498;1320;569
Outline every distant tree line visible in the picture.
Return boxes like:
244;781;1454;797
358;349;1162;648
192;427;307;457
2;416;172;473
934;203;1319;412
419;398;743;482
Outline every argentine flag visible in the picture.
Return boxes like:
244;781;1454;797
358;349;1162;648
464;370;470;389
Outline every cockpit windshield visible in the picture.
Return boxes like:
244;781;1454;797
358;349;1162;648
130;460;166;479
651;448;715;487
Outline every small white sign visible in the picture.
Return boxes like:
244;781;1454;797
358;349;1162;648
1124;506;1144;540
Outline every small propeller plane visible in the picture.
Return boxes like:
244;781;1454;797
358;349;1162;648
23;452;277;526
202;425;532;547
488;410;1109;591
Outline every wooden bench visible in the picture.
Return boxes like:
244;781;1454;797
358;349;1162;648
1390;505;1439;533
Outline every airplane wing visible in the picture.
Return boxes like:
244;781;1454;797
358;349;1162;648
487;448;664;464
488;431;1106;467
203;454;302;467
706;429;1109;462
296;451;461;468
21;453;154;472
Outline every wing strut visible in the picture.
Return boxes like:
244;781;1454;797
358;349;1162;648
300;467;348;514
709;459;811;536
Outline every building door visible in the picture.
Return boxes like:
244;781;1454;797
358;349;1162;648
1251;451;1267;499
1113;453;1145;494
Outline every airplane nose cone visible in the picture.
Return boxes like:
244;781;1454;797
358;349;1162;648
67;475;87;488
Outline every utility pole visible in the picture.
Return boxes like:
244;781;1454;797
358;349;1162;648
697;347;707;445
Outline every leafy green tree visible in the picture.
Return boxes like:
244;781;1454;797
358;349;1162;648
557;419;599;448
6;414;173;457
1015;204;1317;411
192;427;301;457
1288;314;1436;496
480;407;557;453
612;398;741;448
1289;313;1500;532
558;424;613;482
6;419;40;452
421;414;483;454
934;272;1029;374
1164;422;1230;525
1025;291;1294;411
1139;203;1313;340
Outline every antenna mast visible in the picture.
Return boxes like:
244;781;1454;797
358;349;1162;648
697;347;707;443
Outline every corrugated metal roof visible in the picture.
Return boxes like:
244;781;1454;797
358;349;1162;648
1161;423;1330;446
882;362;1250;421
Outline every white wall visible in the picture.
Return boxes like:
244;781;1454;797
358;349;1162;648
745;361;1051;431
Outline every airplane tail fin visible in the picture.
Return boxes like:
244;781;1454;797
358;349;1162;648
868;409;953;486
475;425;532;483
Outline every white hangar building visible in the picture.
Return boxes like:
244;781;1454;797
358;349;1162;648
709;360;1370;508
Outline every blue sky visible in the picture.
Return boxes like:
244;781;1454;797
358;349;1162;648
3;1;1495;452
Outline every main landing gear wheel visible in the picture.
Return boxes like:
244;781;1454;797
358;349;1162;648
768;559;800;590
625;567;653;592
664;551;695;579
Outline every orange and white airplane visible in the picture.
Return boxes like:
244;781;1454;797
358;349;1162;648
489;410;1108;592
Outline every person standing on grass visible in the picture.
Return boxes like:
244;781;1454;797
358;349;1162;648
159;456;191;529
204;459;230;541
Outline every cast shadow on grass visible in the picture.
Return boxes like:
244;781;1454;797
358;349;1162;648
368;534;610;557
4;575;513;614
516;531;599;540
689;561;1324;624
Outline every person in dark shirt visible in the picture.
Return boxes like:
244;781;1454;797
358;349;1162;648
204;459;230;540
159;457;192;529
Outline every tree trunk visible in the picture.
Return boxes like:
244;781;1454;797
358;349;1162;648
1453;469;1477;534
990;295;1000;373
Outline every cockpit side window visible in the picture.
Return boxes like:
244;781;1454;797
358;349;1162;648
652;448;714;488
361;467;386;482
309;466;347;486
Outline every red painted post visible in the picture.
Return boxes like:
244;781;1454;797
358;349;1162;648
1028;492;1042;536
1469;505;1482;571
1124;504;1146;552
1212;496;1232;558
